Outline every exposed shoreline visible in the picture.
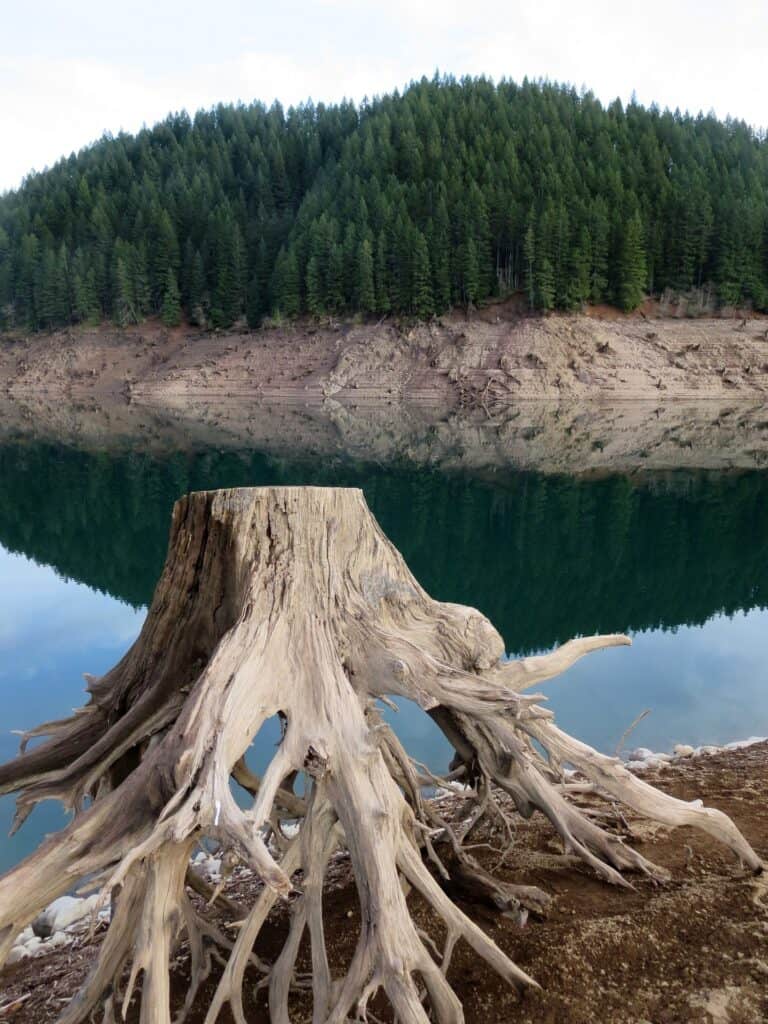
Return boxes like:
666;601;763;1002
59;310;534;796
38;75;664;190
1;738;766;1022
3;309;768;478
3;305;768;407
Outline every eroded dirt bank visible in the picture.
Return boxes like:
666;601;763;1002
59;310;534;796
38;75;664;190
3;306;768;407
1;742;766;1023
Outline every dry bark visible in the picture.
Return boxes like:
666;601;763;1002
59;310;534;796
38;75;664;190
0;486;761;1023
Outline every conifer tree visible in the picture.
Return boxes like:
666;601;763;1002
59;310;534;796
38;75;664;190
161;268;182;326
1;77;767;328
246;276;262;328
460;237;479;306
305;255;324;317
411;231;434;317
374;232;391;315
616;212;647;311
187;250;208;326
356;238;375;314
272;246;300;317
113;255;135;327
523;223;536;309
326;243;344;313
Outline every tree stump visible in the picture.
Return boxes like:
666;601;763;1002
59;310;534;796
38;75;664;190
0;486;761;1023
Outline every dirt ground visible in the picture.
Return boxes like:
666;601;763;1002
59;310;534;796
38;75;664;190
2;301;768;409
1;743;766;1024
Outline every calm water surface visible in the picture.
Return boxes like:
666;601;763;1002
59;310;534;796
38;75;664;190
1;436;767;872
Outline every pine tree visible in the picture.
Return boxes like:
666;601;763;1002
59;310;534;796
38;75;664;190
246;275;262;328
187;250;208;326
430;194;452;312
535;257;556;310
326;243;344;313
460;236;479;306
272;246;300;316
566;226;591;309
150;209;180;312
356;238;375;314
616;212;647;311
411;231;434;317
374;232;391;315
523;223;536;308
305;255;324;317
113;255;135;327
71;251;100;325
161;268;182;326
1;77;767;327
589;200;610;304
211;215;244;327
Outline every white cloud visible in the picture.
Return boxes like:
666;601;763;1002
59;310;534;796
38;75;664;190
1;0;767;192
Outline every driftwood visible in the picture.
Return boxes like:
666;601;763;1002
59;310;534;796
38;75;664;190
0;486;761;1023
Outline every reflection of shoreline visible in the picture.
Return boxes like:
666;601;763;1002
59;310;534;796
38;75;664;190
1;393;768;476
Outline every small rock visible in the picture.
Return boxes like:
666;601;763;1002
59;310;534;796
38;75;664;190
693;745;720;758
674;744;694;757
7;945;30;964
32;894;101;938
628;747;655;762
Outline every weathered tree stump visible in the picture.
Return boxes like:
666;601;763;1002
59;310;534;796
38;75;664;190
0;487;761;1023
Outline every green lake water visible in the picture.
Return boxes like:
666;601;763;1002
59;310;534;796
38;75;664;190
1;432;767;873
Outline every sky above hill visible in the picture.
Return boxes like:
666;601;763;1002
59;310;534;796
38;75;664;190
2;0;766;193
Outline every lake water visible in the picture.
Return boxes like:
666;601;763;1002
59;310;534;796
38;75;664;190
1;425;768;873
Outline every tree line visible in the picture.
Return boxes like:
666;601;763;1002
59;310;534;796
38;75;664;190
1;75;767;332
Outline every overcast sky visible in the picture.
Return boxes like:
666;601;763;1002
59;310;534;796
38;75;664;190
2;0;766;193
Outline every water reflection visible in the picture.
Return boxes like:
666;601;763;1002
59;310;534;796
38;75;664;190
0;433;767;871
0;549;144;873
1;440;767;651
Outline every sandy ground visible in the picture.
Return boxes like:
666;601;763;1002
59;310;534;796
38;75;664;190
1;743;766;1023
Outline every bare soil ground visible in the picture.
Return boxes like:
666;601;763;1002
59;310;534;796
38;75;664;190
2;303;768;407
2;743;766;1023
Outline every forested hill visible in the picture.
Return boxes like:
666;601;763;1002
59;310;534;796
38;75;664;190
1;75;767;333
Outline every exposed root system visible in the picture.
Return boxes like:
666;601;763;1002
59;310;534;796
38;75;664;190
0;487;761;1023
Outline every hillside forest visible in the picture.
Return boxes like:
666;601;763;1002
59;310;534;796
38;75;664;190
1;75;767;332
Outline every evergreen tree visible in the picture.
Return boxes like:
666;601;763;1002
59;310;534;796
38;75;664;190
113;255;135;327
161;268;182;326
305;255;324;316
187;250;208;326
566;226;591;309
616;212;648;311
411;231;434;317
1;76;767;328
460;236;479;306
356;238;375;314
272;246;300;316
523;223;536;309
374;232;391;315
